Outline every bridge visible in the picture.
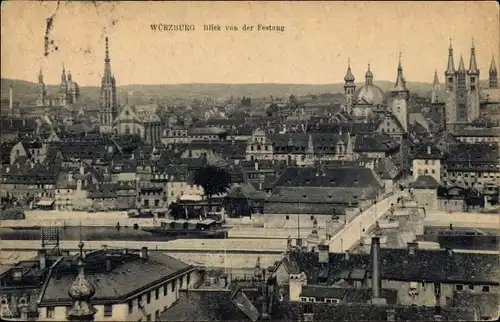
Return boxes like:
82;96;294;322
424;211;500;230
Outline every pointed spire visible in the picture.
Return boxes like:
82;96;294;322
344;58;355;82
105;37;110;63
393;53;408;92
446;38;455;75
433;69;440;85
458;55;466;73
490;55;497;74
468;38;479;74
67;240;97;321
38;67;44;83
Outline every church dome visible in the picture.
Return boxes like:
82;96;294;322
354;85;386;105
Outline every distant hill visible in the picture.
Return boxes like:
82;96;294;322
1;78;436;107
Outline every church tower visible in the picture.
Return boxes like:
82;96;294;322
67;241;97;321
390;54;409;132
36;68;47;107
99;37;118;133
59;64;68;107
343;58;356;113
445;39;456;92
467;39;480;121
431;70;440;103
489;55;498;89
455;55;468;122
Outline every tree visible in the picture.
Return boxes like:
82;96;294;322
193;166;231;213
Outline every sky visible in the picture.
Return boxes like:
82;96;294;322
1;1;499;86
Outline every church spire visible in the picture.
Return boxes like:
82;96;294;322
433;69;440;86
38;67;44;84
458;54;466;73
61;63;67;83
468;38;479;74
490;55;498;89
344;58;355;82
67;241;96;321
103;37;112;82
445;38;455;75
392;53;408;92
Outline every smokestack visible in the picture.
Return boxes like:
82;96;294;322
37;249;47;269
9;85;13;112
105;257;112;271
370;237;384;303
140;246;148;259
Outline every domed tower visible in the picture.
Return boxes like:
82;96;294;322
390;53;409;132
67;241;97;321
365;64;373;86
343;58;356;112
467;39;480;121
445;38;456;92
490;55;498;89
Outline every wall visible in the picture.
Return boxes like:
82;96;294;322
328;193;399;252
412;159;441;183
437;198;466;212
424;211;500;229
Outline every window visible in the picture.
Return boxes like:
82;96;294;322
455;284;464;291
163;285;167;296
104;304;113;317
180;277;184;288
482;286;490;292
171;281;175;292
147;292;151;304
155;310;160;320
187;273;191;286
468;284;474;290
47;307;54;318
155;288;160;300
285;215;290;220
146;314;151;321
128;300;134;313
310;215;315;220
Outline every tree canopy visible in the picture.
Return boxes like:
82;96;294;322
193;166;231;200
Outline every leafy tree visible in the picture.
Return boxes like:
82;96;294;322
193;165;231;212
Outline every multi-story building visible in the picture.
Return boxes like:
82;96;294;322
411;145;443;183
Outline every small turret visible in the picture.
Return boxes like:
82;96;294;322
365;64;373;85
489;55;498;89
468;38;479;75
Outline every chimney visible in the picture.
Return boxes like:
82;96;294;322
140;246;148;259
37;249;47;269
9;85;13;111
12;267;23;281
449;223;453;230
386;308;396;321
105;257;112;271
80;166;84;175
261;281;269;320
255;161;259;171
344;250;350;261
318;244;329;264
68;173;73;182
445;247;453;257
370;236;385;304
427;146;431;155
407;242;419;255
102;244;108;253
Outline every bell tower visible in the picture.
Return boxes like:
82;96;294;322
99;37;118;133
389;53;409;132
343;58;356;113
467;38;480;122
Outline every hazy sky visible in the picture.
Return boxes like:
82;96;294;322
1;1;498;86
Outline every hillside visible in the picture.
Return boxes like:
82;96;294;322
1;78;436;106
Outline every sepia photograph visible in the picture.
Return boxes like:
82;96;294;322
0;1;499;321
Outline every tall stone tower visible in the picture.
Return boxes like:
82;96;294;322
99;37;118;133
466;39;480;122
389;54;409;132
431;70;440;103
489;55;498;89
343;58;356;114
455;55;468;122
445;39;456;92
36;68;47;107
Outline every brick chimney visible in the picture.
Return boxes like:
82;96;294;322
370;236;386;304
318;243;329;263
140;246;149;260
407;242;419;255
38;249;47;269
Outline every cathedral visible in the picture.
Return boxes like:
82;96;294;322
36;66;80;108
98;37;119;133
342;55;410;135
